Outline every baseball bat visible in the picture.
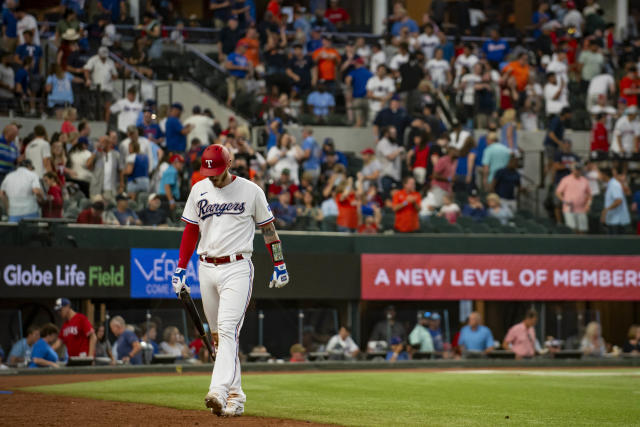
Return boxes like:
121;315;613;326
178;288;216;362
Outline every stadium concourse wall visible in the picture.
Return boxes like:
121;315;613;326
1;223;639;350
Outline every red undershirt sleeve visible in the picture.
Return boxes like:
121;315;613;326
178;222;199;269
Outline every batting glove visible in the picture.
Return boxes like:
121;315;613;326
269;263;289;288
172;268;190;296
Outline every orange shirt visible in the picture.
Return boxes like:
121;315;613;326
336;193;358;230
504;61;529;92
312;47;341;81
239;37;260;67
191;170;206;187
392;190;421;232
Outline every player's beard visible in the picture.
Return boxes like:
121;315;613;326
210;168;231;188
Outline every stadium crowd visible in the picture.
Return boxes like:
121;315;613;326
3;298;639;368
0;0;639;235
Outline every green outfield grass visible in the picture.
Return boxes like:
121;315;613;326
24;369;640;426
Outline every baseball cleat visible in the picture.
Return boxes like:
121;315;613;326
223;401;244;417
204;392;226;416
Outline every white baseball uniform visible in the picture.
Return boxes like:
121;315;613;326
181;175;274;405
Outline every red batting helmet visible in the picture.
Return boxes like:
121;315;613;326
200;144;231;177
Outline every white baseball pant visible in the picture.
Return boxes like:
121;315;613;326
199;257;253;405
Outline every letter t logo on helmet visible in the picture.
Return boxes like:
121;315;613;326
200;144;231;177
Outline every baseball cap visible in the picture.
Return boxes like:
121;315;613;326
19;158;33;169
391;94;401;101
625;106;638;115
92;201;105;211
147;193;160;204
566;0;576;8
282;168;291;175
170;154;185;164
200;144;231;177
98;46;109;58
192;105;201;114
116;193;128;201
422;311;432;319
390;336;402;345
54;297;71;311
361;148;375;156
323;137;335;147
143;107;153;113
431;312;441;320
469;188;479;197
170;102;183;111
355;57;365;65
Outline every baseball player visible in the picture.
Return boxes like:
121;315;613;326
172;144;289;417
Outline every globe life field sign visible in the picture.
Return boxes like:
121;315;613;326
0;248;129;298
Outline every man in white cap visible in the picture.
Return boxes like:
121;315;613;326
612;106;640;156
83;46;118;121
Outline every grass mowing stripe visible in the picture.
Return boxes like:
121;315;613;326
23;371;640;426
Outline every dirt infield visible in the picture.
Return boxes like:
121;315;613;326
0;374;330;426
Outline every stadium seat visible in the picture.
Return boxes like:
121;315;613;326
128;200;139;211
515;210;533;219
419;218;433;233
380;210;395;231
438;223;464;234
429;215;450;228
553;224;574;234
484;216;502;228
498;225;518;234
456;216;474;229
469;222;491;234
321;215;337;232
524;221;547;234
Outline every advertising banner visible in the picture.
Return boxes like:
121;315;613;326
361;254;640;301
0;248;129;298
130;249;201;298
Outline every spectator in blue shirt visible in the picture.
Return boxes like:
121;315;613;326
346;58;373;127
140;107;164;146
492;156;521;213
15;30;42;72
600;169;631;234
301;127;321;183
462;189;487;221
165;103;193;153
482;29;509;68
458;312;495;355
391;10;418;36
0;123;19;184
306;27;323;53
28;323;59;368
632;189;640;236
8;325;39;366
98;0;126;23
109;315;142;364
428;312;445;352
386;336;410;362
112;193;141;225
45;64;78;110
543;107;572;172
306;83;335;122
159;154;185;210
321;138;348;168
437;30;454;62
2;2;17;52
14;57;33;112
270;191;297;229
225;42;250;107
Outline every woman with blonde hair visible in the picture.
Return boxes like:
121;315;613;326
580;321;606;357
160;326;192;360
500;108;518;152
486;192;513;225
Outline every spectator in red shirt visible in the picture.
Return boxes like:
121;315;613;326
266;0;282;24
619;65;640;107
392;176;421;232
53;298;96;358
406;130;430;188
42;172;63;218
267;168;300;201
77;199;105;224
325;0;350;29
591;113;609;153
60;107;78;134
335;177;358;232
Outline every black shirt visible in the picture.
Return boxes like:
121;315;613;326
219;27;243;56
287;55;314;90
554;152;580;185
398;60;424;92
373;107;412;142
138;208;168;226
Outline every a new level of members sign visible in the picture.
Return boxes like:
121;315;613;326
361;254;640;301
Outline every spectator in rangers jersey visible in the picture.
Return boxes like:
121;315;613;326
53;297;96;358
